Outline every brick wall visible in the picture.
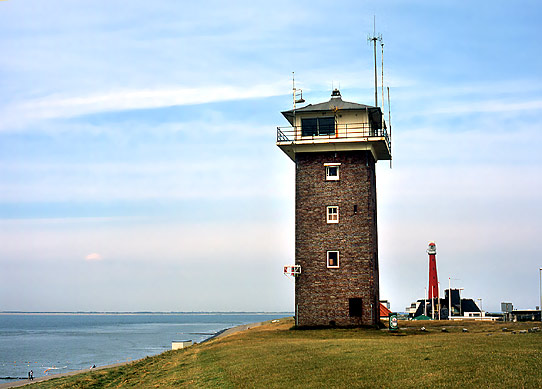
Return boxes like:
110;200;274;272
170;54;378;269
295;151;379;327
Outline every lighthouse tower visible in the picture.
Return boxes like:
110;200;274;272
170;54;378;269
427;242;439;303
277;88;391;327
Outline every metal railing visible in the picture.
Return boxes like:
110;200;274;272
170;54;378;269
277;122;390;150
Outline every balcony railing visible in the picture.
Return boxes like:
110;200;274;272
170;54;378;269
277;122;391;151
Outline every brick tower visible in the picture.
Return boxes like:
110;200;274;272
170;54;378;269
277;89;391;327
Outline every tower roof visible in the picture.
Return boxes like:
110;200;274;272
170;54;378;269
281;89;382;127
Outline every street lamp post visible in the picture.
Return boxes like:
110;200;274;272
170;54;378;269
539;267;541;318
424;287;427;317
459;288;464;316
448;277;452;320
438;281;441;320
431;288;435;320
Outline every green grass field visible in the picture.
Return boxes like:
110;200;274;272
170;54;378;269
32;318;541;388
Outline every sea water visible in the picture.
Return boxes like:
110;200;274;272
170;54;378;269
0;313;291;382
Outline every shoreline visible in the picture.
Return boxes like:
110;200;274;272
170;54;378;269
200;320;267;343
0;318;281;388
0;312;291;316
0;362;131;389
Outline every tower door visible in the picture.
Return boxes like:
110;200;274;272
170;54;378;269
349;298;363;317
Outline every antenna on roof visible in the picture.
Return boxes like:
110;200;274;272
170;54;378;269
367;15;382;107
387;86;392;169
381;41;385;113
292;72;305;110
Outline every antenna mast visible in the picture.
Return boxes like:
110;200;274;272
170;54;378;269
381;41;385;113
292;72;305;110
387;87;392;139
292;72;296;110
367;16;384;107
368;16;382;107
387;86;392;168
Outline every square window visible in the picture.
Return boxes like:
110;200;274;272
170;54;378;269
327;206;339;223
326;166;339;180
327;251;339;268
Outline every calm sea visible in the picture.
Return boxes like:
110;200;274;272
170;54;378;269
0;313;291;382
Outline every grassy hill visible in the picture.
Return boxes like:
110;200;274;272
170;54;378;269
32;318;541;388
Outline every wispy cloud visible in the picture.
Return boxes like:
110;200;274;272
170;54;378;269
1;83;287;131
429;99;542;115
390;77;542;119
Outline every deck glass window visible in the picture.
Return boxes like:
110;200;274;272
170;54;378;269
301;117;335;136
318;117;335;135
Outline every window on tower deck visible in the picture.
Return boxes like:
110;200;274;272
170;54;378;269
327;206;339;223
318;117;335;135
324;163;340;181
327;251;339;268
301;118;317;136
301;117;335;137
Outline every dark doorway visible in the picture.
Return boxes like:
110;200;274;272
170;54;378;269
349;298;363;317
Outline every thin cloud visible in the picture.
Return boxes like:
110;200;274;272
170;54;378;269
1;83;286;130
430;99;542;115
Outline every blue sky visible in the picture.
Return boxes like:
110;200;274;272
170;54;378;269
1;0;541;312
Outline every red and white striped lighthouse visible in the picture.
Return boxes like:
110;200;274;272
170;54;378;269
427;242;439;301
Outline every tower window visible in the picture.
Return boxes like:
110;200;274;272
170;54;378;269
327;251;339;268
301;117;335;137
326;206;339;223
349;298;363;317
324;163;340;181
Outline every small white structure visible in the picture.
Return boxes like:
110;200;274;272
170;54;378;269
283;265;301;278
172;340;193;350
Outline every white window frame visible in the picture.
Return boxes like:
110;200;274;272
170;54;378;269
324;163;341;181
326;206;339;223
327;251;339;268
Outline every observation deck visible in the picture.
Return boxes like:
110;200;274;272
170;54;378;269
276;90;392;162
276;122;391;162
